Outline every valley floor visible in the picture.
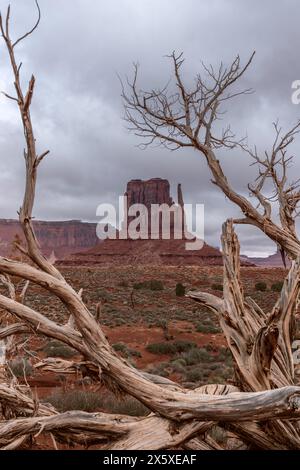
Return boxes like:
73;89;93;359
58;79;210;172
1;264;299;449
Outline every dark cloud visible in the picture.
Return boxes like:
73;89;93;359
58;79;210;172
0;0;299;256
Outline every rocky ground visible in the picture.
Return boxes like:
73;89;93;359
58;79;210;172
1;264;300;449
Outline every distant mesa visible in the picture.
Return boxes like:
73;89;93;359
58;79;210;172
0;178;271;266
0;219;100;260
245;249;291;268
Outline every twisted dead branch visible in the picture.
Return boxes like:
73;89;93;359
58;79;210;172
122;52;300;260
0;2;300;451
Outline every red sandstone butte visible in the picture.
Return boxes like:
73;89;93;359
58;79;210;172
65;178;224;266
126;178;173;209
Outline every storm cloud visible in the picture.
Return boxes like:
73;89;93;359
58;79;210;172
0;0;300;256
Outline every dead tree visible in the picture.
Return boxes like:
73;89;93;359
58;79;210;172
0;3;300;450
121;51;300;447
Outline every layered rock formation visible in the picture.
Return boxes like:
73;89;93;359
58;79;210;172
0;219;99;259
121;178;185;239
126;178;173;209
247;249;291;268
69;239;223;266
65;178;224;266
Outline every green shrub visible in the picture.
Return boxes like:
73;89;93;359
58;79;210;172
150;280;164;291
45;390;103;412
104;396;150;416
180;347;212;365
271;281;284;292
210;426;228;445
113;342;128;353
255;282;267;292
217;366;233;380
205;343;215;352
202;368;211;378
170;359;186;373
206;363;220;371
147;362;170;377
113;317;127;326
172;340;197;353
216;347;233;363
196;323;220;334
146;340;196;355
210;374;226;384
171;358;187;367
8;358;32;378
185;367;204;382
113;342;142;358
156;319;168;329
133;280;163;291
146;342;176;355
133;282;146;290
42;340;77;359
175;283;186;297
211;283;223;291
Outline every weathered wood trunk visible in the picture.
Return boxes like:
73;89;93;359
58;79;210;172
0;3;300;451
0;341;6;381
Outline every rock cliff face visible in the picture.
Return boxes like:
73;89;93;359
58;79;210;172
0;219;98;259
123;178;185;238
126;178;173;209
64;178;224;266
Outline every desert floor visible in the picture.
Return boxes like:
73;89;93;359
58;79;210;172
2;264;299;449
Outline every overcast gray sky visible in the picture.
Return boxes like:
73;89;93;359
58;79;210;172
0;0;299;256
